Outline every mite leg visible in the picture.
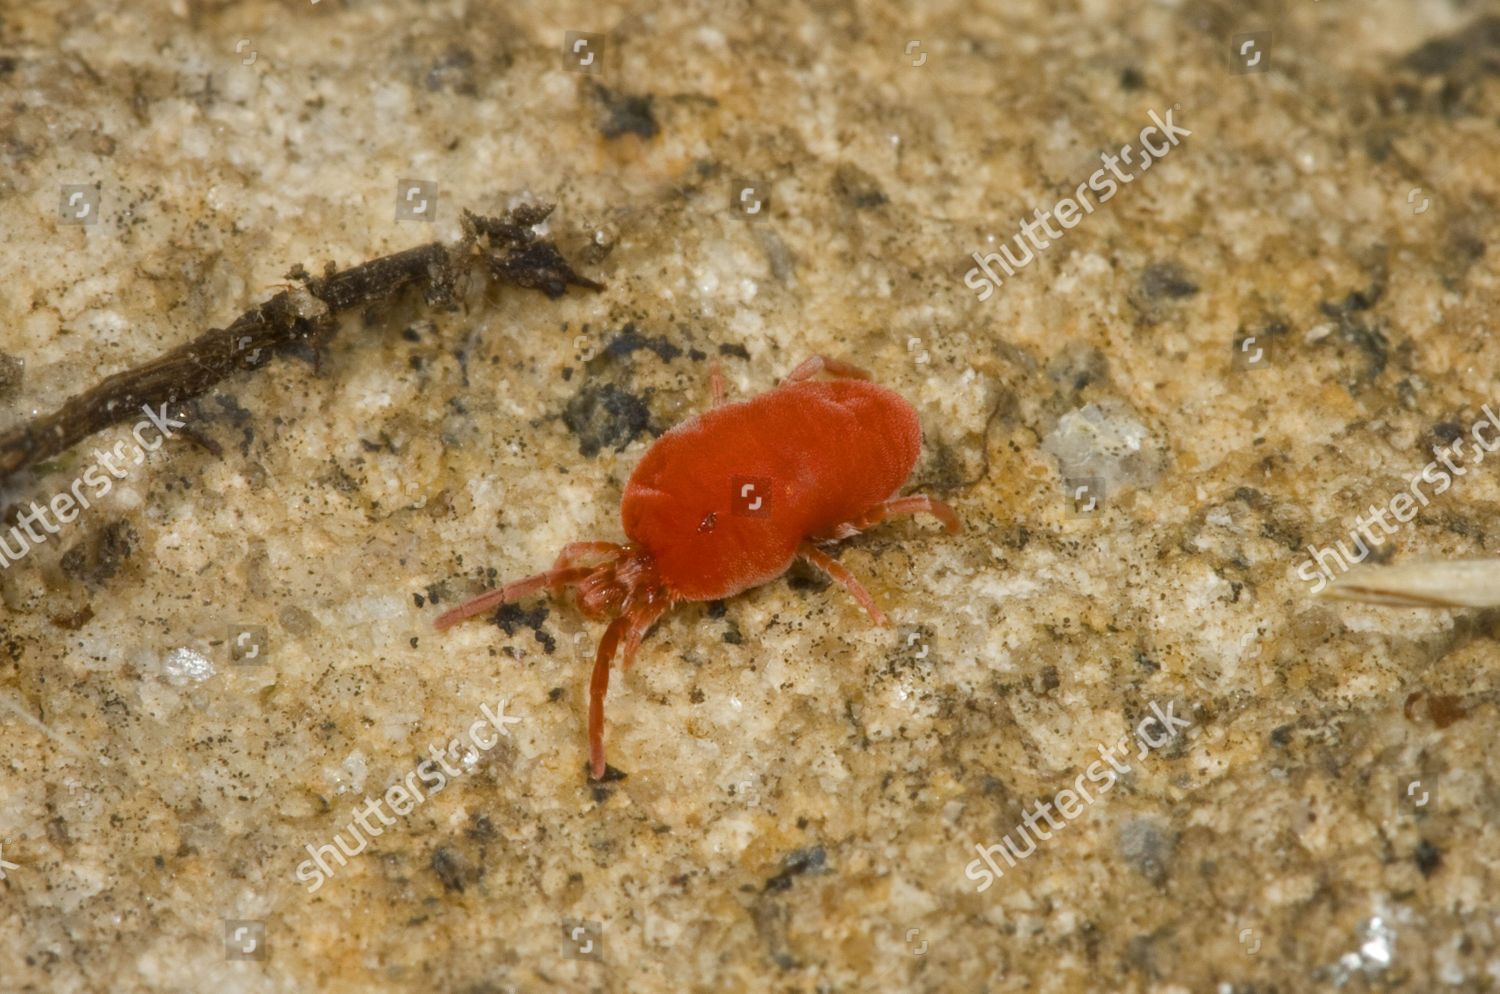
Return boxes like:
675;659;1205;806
553;541;624;570
433;566;595;631
810;493;963;542
798;541;888;626
589;615;630;779
860;494;962;534
707;359;727;407
620;597;671;670
784;355;872;383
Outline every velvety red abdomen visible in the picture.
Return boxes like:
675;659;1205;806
621;380;923;601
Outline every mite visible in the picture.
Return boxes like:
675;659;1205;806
435;355;960;779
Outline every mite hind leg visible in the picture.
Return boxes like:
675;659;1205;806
811;493;962;542
859;494;961;534
783;355;872;384
798;541;888;627
707;359;727;407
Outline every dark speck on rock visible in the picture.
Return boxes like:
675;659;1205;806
1118;818;1174;885
0;352;22;397
1319;280;1383;317
1401;16;1500;76
832;162;888;209
785;558;831;593
1431;421;1462;445
425;46;477;94
1138;262;1199;300
605;323;681;362
563;381;652;456
764;846;827;892
493;602;554;652
430;847;469;892
1331;317;1390;385
1414;838;1443;877
59;519;139;589
718;343;750;359
1120;66;1144;89
592;82;658;139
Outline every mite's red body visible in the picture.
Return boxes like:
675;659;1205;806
435;356;958;779
624;377;921;601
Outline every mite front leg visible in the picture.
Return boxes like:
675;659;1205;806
619;596;671;669
434;565;596;631
798;541;888;626
783;355;872;383
588;615;629;780
553;541;625;570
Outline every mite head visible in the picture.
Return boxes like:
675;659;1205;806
569;545;664;620
621;473;801;602
432;540;673;782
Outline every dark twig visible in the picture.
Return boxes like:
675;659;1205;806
0;204;601;480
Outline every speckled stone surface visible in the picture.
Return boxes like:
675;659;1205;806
2;1;1500;991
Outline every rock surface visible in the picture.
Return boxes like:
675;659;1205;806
1;1;1498;991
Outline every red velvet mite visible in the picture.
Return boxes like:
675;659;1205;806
435;355;960;779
